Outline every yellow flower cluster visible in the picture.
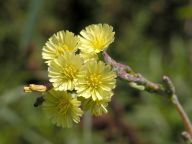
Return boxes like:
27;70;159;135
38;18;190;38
42;24;116;127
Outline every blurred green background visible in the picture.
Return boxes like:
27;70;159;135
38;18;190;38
0;0;192;143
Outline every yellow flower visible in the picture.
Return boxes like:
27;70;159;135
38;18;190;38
79;51;98;63
42;30;79;64
48;52;83;91
79;24;115;53
76;60;116;101
82;97;110;116
42;89;83;128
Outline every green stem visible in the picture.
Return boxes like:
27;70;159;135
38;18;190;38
83;111;92;144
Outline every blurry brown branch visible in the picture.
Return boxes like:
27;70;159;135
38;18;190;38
103;51;192;143
92;97;145;144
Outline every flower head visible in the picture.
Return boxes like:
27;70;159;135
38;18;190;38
48;52;83;91
79;51;98;63
42;30;79;64
76;61;116;101
42;89;83;128
82;97;110;116
79;24;115;53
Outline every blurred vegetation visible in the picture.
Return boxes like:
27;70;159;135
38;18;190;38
0;0;192;143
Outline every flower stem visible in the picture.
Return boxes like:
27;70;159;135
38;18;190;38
83;111;92;144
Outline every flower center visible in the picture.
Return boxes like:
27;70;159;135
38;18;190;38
87;73;102;89
57;100;71;114
92;38;105;51
63;65;78;80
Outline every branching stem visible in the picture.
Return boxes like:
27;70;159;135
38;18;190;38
103;51;192;142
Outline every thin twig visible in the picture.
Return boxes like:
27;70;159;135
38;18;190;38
172;94;192;137
162;76;192;140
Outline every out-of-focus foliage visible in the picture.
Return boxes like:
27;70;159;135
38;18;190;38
0;0;192;143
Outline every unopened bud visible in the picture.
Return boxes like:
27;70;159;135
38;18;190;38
23;86;32;93
129;82;145;91
23;84;47;93
29;84;47;92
